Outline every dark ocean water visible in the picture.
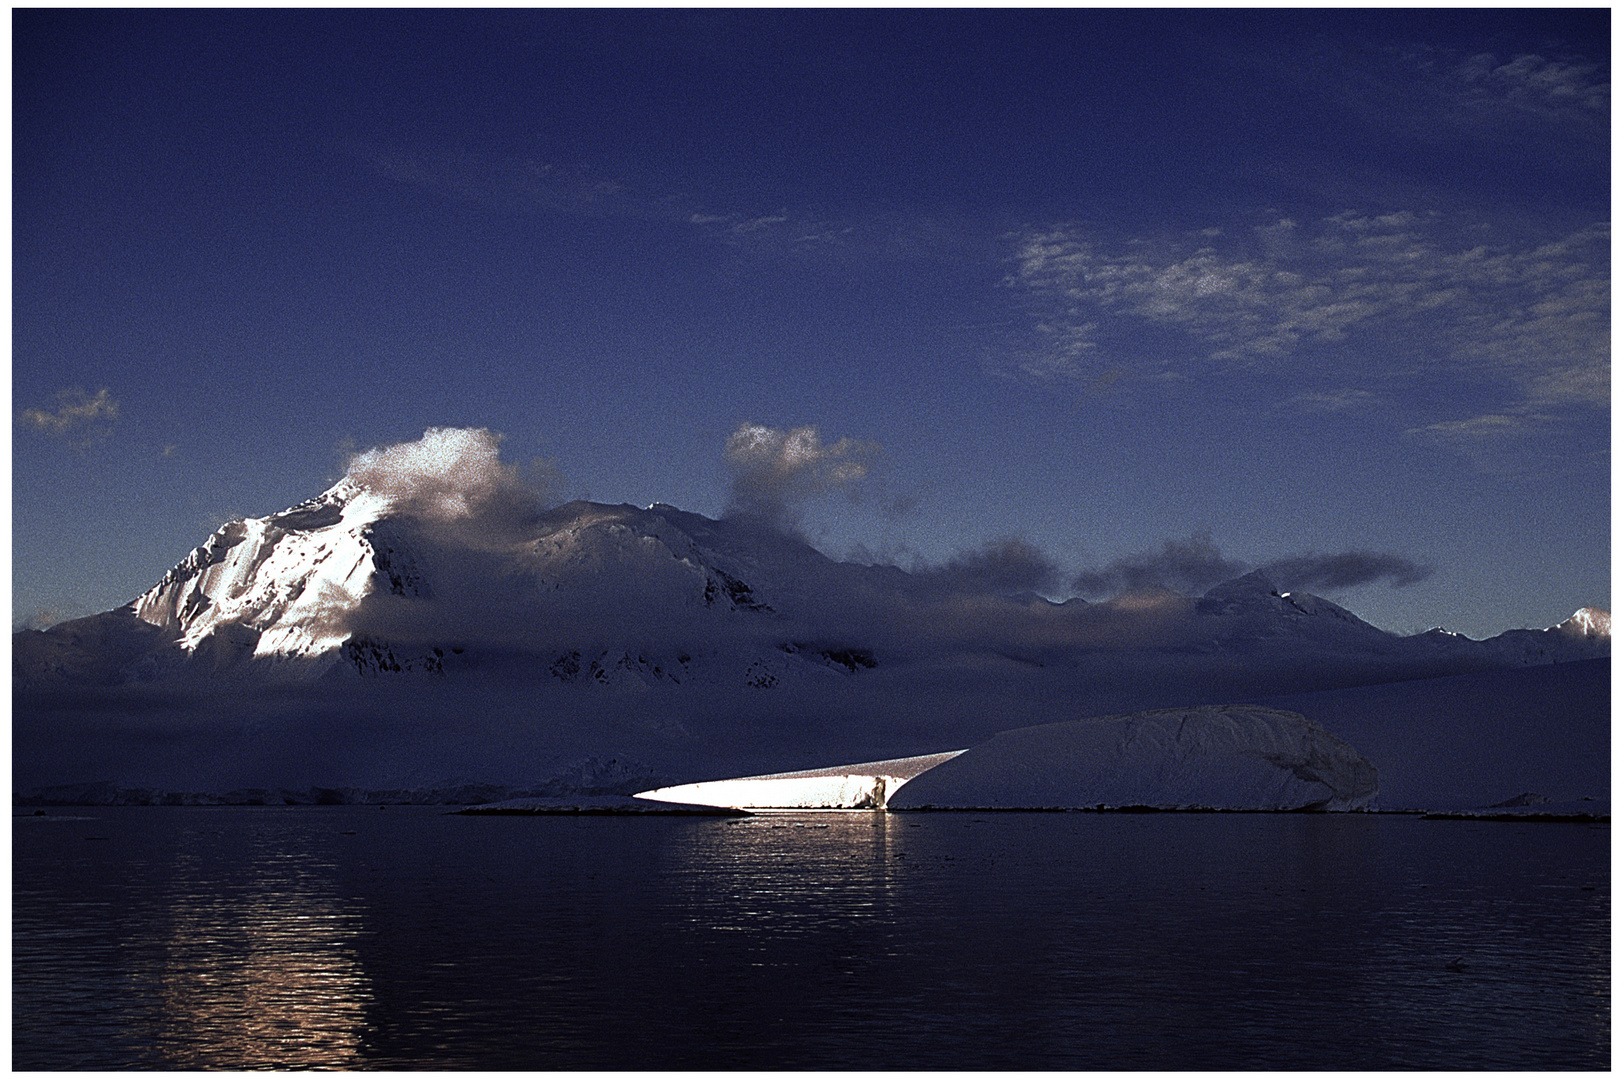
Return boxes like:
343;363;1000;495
12;806;1609;1070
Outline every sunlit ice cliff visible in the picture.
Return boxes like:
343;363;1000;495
13;429;1610;813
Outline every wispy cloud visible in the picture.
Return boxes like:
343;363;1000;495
20;387;120;443
1310;37;1610;152
1439;50;1609;120
1004;212;1609;431
1071;532;1431;600
1259;551;1432;592
1284;389;1388;415
346;142;629;218
347;139;855;257
1397;410;1602;477
1071;533;1248;599
913;537;1062;597
1406;412;1526;445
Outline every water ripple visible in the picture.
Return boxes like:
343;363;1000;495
13;808;1608;1069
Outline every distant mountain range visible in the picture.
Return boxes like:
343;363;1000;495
14;478;1608;691
12;477;1609;805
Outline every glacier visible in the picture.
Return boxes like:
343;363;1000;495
11;447;1610;815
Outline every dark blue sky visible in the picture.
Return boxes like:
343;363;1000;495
13;8;1610;638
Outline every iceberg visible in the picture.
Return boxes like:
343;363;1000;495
887;705;1379;811
635;751;966;810
632;707;1377;813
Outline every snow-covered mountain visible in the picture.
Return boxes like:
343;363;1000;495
15;478;1607;691
12;464;1609;811
16;482;887;689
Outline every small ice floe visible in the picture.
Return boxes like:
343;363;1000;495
1421;796;1609;822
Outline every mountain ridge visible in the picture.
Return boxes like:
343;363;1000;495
15;479;1609;693
13;473;1608;806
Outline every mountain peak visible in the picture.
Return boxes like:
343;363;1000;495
1191;569;1388;639
1560;607;1611;639
1200;569;1281;602
128;484;397;672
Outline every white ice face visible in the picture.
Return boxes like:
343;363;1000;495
636;752;966;810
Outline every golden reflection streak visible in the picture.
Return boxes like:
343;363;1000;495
144;892;371;1069
665;811;905;938
131;834;375;1070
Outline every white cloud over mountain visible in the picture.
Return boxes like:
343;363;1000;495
342;426;561;545
723;423;881;536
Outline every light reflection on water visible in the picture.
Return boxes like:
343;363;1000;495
14;810;372;1069
12;807;1609;1069
141;892;368;1068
